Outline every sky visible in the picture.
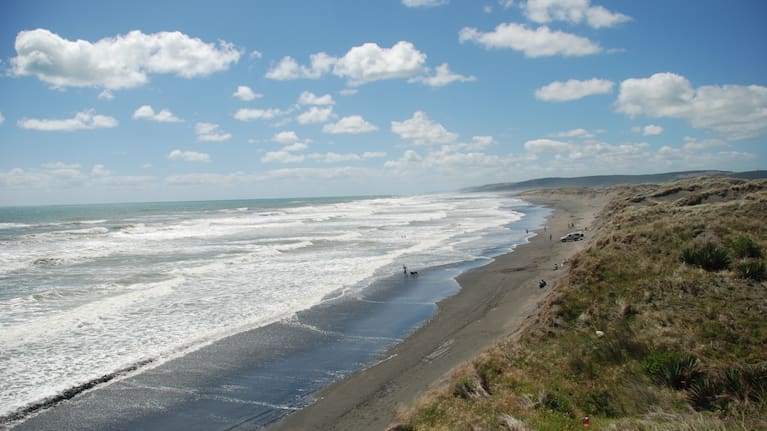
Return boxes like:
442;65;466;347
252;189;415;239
1;0;766;205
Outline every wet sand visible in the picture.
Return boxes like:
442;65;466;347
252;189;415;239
268;189;610;431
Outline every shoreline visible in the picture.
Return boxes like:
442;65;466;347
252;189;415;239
267;190;609;430
6;197;547;431
4;191;608;430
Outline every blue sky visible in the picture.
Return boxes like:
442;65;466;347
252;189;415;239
1;0;766;205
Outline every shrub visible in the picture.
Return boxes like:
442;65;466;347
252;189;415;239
643;351;701;390
736;258;766;281
538;391;574;417
681;243;731;271
724;363;767;402
731;235;762;259
583;388;620;417
687;375;724;411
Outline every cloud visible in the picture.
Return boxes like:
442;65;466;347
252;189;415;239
459;22;601;57
0;112;4;125
550;128;595;139
682;136;729;151
297;106;334;124
261;138;308;163
524;138;572;153
391;111;458;144
523;0;631;28
340;88;358;96
641;124;663;136
616;72;767;140
98;90;114;100
91;164;110;177
168;149;210;162
12;29;240;89
309;151;387;163
402;0;448;7
234;108;284;121
535;78;614;101
469;135;495;149
265;52;335;80
265;57;301;80
297;91;335;106
272;131;300;144
267;41;428;86
42;161;80;170
18;110;118;131
250;50;263;59
233;85;262;101
132;105;183;123
323;115;378;134
333;41;427;85
409;63;476;87
195;122;231;141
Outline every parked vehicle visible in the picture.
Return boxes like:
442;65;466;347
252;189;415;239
560;231;584;242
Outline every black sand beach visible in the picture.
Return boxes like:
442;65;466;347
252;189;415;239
7;203;552;431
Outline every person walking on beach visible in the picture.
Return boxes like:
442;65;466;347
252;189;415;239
403;265;407;275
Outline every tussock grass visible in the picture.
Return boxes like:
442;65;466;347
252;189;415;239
392;177;767;430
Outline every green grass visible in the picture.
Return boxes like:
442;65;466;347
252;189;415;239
395;177;767;430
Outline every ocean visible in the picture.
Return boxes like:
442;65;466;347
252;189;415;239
0;193;547;429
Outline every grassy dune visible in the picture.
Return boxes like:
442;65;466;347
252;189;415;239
393;177;767;430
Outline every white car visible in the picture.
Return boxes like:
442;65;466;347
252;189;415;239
560;231;584;242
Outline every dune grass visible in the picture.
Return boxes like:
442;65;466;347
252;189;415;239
392;177;767;430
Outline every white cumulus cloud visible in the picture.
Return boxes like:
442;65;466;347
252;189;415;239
297;91;335;106
409;63;476;87
459;22;601;57
272;131;300;144
334;41;427;85
18;110;118;131
261;138;308;164
133;105;183;122
267;41;428;86
641;124;664;136
234;108;284;121
195;122;231;142
265;52;335;80
233;85;262;101
616;72;767;140
524;138;572;153
523;0;631;29
323;116;378;134
535;78;614;101
12;29;240;89
297;107;334;124
391;111;458;145
0;112;4;125
168;149;210;162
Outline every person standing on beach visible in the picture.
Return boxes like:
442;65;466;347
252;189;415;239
403;265;407;275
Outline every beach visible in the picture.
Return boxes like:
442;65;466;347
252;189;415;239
2;193;542;430
268;189;611;431
1;190;609;430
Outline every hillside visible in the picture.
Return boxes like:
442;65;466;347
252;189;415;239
394;177;767;430
464;170;767;193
